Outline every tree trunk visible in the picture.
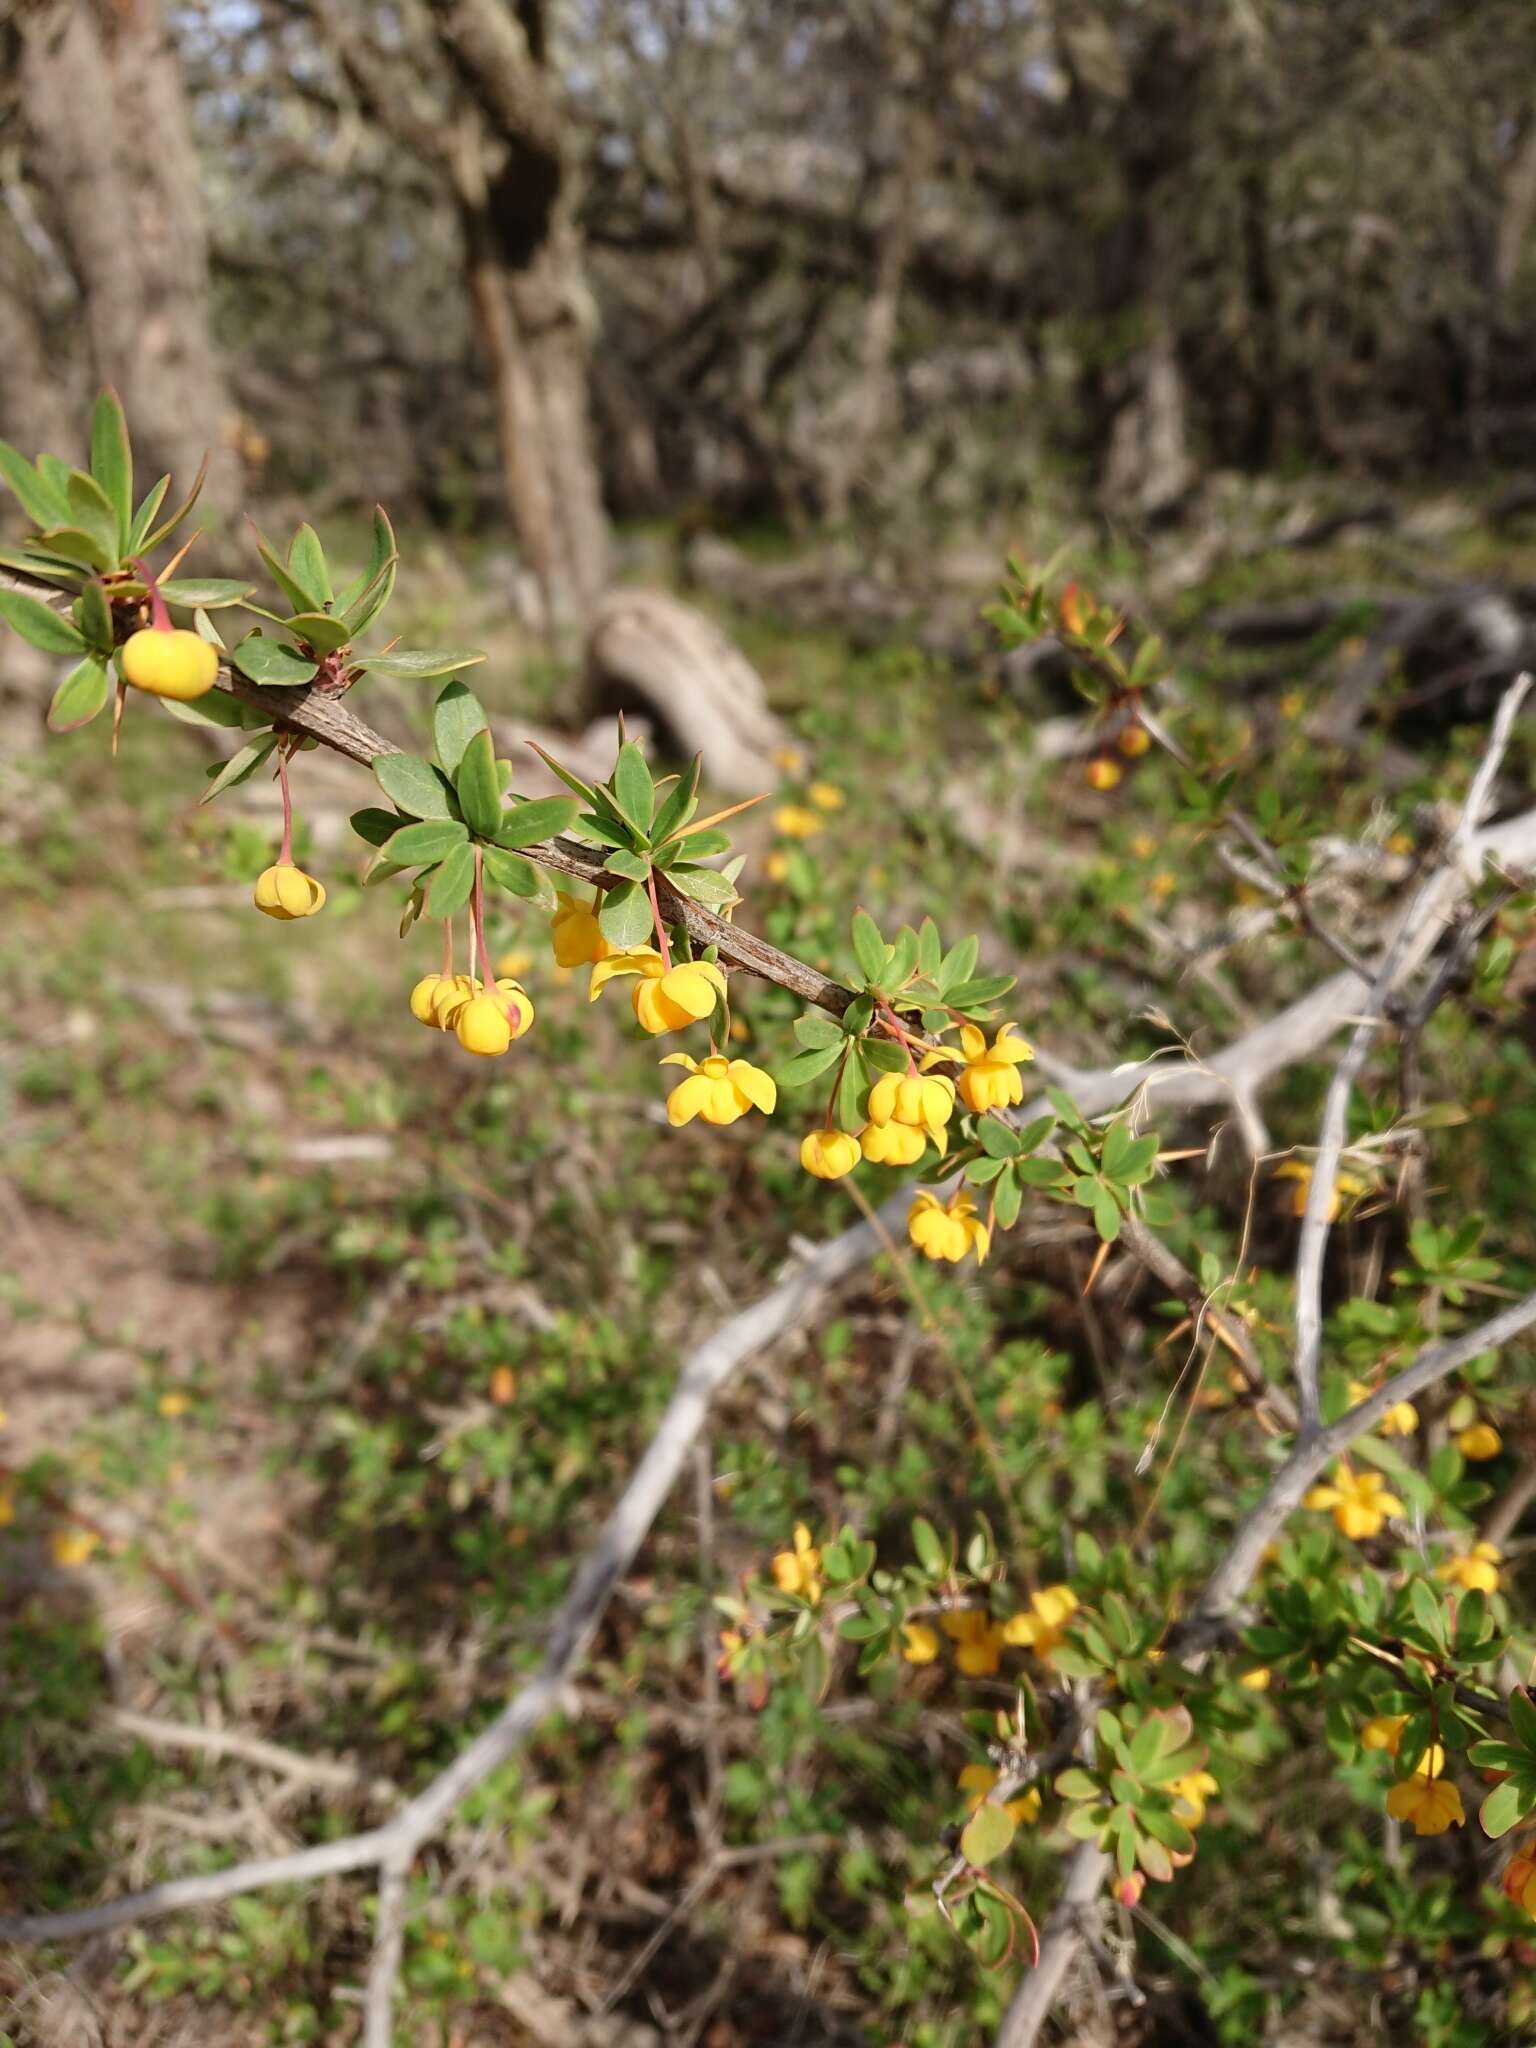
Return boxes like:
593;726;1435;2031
18;0;240;523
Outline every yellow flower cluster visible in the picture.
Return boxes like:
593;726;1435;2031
1436;1540;1501;1593
908;1188;990;1265
410;972;535;1058
590;948;726;1034
771;1523;822;1603
1362;1713;1466;1835
898;1586;1079;1676
1347;1380;1418;1436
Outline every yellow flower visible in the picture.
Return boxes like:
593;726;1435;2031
158;1393;189;1419
901;1622;940;1664
942;1022;1035;1114
1348;1380;1418;1436
1458;1422;1502;1461
1085;757;1121;791
909;1188;990;1265
1274;1160;1365;1220
1001;1584;1079;1664
860;1119;927;1166
254;863;325;920
771;1523;822;1603
430;973;476;1029
660;1052;776;1127
773;805;823;840
589;948;726;1034
50;1526;100;1568
1239;1667;1272;1691
1303;1463;1403;1540
1386;1770;1464;1836
1504;1851;1536;1915
809;781;845;811
1168;1769;1219;1827
410;973;446;1025
120;626;218;700
801;1128;861;1179
1130;831;1158;860
942;1608;1006;1677
765;851;790;883
772;746;806;776
958;1764;1040;1825
1118;723;1151;758
550;891;611;968
1437;1540;1501;1594
868;1071;956;1150
1361;1714;1408;1754
495;948;532;979
452;980;535;1059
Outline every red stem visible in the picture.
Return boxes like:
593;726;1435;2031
132;557;172;633
645;862;673;972
440;919;454;980
276;750;294;864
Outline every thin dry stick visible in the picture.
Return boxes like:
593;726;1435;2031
363;1853;412;2048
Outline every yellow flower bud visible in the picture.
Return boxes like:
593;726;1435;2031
1457;1422;1502;1461
454;994;513;1057
120;626;218;701
431;973;475;1029
254;863;326;920
1118;723;1151;758
1084;757;1122;791
800;1129;861;1179
409;974;445;1024
900;1622;940;1664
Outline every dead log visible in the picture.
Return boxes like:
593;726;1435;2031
582;588;785;794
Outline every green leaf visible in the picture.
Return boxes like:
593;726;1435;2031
65;470;121;558
777;1044;842;1088
0;439;68;527
374;752;460;821
835;1051;865;1132
47;654;111;732
669;865;738;908
795;1013;844;1051
495;796;581;851
342;552;397;636
158;579;255;610
651;755;701;844
598;879;654;948
0;589;86;654
670;828;732;861
230;636;319;688
604;848;652;884
851;911;887;986
911;1517;948;1576
1053;1769;1101;1802
350;807;404;848
949;973;1018;1010
980;1121;1020;1159
1092;1185;1122;1242
994;1171;1023;1228
74;579;113;652
610;742;655;833
483;846;554;907
1509;1689;1536;1755
454;729;504;838
127;474;171;553
1479;1776;1528;1840
30;524;115;572
938;935;979;993
381;819;469;866
861;1037;907;1075
433;680;488;777
142;453;208;552
959;1801;1016;1868
358;648;485;680
287;523;332;607
283;611;352;656
333;506;396;614
424;842;476;919
251;528;317;615
0;546;80;586
200;735;278;804
88;388;133;547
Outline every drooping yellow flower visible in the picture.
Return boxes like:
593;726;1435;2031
1438;1541;1501;1594
1001;1584;1079;1664
410;973;446;1025
50;1526;100;1568
1167;1769;1219;1827
1504;1851;1536;1916
660;1052;776;1127
1303;1463;1403;1540
431;973;476;1029
771;1523;822;1603
254;863;325;920
1386;1768;1464;1836
941;1608;1006;1677
943;1022;1035;1114
454;979;535;1058
590;948;726;1034
772;804;823;839
1348;1379;1418;1436
900;1621;940;1664
868;1071;956;1151
908;1188;990;1266
1274;1159;1366;1220
550;891;611;968
120;626;218;700
800;1128;861;1179
860;1119;927;1166
958;1764;1040;1825
1360;1714;1408;1754
1457;1422;1503;1462
808;781;845;812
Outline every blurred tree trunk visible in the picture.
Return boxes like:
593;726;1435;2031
433;0;609;622
18;0;239;521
